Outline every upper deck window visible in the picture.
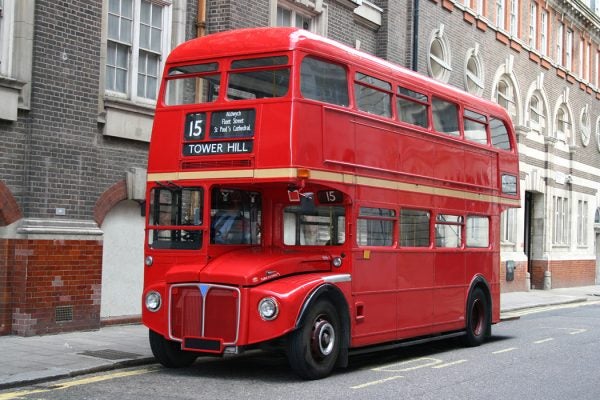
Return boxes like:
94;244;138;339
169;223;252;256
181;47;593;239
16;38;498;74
463;109;488;144
490;117;512;150
354;73;392;117
164;62;220;106
300;56;349;106
227;56;290;100
432;97;459;136
397;87;428;128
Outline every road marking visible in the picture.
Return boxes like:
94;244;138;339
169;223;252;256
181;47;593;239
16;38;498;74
351;375;404;389
563;328;587;335
432;359;468;369
373;357;443;372
0;367;159;400
492;347;517;354
506;300;600;317
533;338;554;344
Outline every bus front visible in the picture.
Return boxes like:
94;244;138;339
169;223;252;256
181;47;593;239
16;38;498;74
142;28;352;379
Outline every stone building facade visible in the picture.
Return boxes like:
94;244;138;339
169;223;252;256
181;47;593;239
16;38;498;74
0;0;598;335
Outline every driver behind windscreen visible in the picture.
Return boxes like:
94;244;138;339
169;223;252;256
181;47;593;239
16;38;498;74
211;190;247;244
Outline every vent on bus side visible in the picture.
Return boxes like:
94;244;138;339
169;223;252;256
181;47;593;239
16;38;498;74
181;159;252;170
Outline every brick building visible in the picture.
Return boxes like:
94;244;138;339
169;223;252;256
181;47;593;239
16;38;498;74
0;0;599;335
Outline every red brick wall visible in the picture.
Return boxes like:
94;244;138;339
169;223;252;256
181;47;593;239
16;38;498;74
531;259;596;289
500;260;529;292
0;238;103;336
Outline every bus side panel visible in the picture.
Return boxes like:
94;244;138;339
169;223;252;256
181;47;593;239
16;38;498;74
321;106;355;167
397;252;434;338
433;251;466;329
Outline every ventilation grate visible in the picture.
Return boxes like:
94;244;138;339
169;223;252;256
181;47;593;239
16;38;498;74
181;159;252;170
55;305;73;322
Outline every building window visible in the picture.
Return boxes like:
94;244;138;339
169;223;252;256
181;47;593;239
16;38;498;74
553;195;569;245
556;23;564;66
428;26;452;83
529;2;537;49
273;0;327;35
555;104;571;142
577;200;588;246
495;77;517;120
586;42;591;81
106;0;170;102
581;106;591;147
596;117;600;152
509;0;519;36
501;208;516;243
496;0;506;30
476;0;485;15
528;92;547;134
540;10;548;56
465;47;484;96
579;38;584;78
566;29;573;70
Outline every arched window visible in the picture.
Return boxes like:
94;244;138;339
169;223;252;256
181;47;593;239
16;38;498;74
580;105;590;147
495;76;517;121
555;104;571;142
465;47;484;96
528;92;547;135
428;26;452;83
596;117;600;152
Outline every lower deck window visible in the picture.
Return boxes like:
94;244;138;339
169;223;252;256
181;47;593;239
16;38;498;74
466;216;490;247
435;214;463;248
283;206;345;246
357;207;395;246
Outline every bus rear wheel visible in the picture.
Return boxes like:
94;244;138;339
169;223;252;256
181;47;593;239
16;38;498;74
149;329;198;368
461;287;489;347
287;300;341;380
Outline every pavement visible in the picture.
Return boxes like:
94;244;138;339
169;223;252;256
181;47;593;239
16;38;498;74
1;285;600;390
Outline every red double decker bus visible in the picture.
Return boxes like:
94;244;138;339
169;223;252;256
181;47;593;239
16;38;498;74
142;27;520;379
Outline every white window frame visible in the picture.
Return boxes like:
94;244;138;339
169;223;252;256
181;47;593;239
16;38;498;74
496;0;506;30
0;0;14;77
566;29;573;70
496;77;516;119
555;104;571;142
529;93;546;134
581;105;590;146
540;10;548;56
579;38;584;78
596;116;600;152
585;42;591;82
552;195;569;246
556;23;564;66
465;47;484;96
529;3;537;49
577;199;588;246
501;208;516;244
509;0;519;37
105;0;172;105
428;26;452;83
271;0;327;36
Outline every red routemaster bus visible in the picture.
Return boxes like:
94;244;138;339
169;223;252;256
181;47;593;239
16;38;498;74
142;27;520;379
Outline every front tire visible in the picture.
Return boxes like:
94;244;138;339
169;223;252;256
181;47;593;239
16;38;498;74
149;329;198;368
461;287;490;347
287;300;341;380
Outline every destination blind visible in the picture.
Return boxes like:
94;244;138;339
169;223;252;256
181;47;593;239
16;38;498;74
182;109;255;156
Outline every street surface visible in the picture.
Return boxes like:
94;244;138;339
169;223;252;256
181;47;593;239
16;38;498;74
2;301;599;400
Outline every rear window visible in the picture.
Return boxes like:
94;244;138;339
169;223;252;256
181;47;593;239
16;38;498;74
164;62;220;105
300;56;349;106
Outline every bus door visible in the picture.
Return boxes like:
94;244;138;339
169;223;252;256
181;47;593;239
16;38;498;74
351;206;397;346
433;214;467;328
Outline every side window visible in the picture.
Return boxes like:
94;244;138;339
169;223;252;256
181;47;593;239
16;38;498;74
432;97;459;136
400;209;430;247
227;56;290;100
435;214;463;248
466;216;490;247
283;206;345;246
354;72;392;117
397;87;429;128
490;117;512;150
463;109;488;144
300;56;349;106
357;207;396;246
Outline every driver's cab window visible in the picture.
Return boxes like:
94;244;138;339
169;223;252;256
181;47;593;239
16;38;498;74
283;201;345;246
210;188;261;245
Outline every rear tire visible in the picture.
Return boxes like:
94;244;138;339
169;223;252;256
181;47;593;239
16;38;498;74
287;300;341;380
149;329;198;368
461;287;490;347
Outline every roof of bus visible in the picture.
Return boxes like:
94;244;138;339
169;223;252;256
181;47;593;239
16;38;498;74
167;27;511;121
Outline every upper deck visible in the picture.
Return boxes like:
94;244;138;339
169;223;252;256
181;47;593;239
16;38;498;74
149;28;519;207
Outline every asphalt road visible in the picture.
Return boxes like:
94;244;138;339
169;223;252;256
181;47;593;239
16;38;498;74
2;301;599;400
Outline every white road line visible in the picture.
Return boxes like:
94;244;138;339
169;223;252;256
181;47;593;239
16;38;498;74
351;375;404;389
506;300;600;317
533;338;554;344
432;359;468;369
492;347;517;354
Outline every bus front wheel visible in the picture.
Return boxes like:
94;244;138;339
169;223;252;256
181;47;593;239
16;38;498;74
461;287;490;347
287;299;341;380
149;329;198;368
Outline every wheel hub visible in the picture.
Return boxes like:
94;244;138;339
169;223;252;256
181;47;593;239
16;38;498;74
311;318;335;358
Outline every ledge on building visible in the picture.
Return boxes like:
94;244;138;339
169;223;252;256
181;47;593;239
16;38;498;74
353;0;382;30
101;97;155;143
0;76;26;122
17;218;103;237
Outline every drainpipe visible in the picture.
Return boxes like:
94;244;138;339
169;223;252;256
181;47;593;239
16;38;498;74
197;0;207;38
411;0;419;72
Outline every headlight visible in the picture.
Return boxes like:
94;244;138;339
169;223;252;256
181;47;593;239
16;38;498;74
145;256;153;266
258;297;279;321
145;291;161;312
